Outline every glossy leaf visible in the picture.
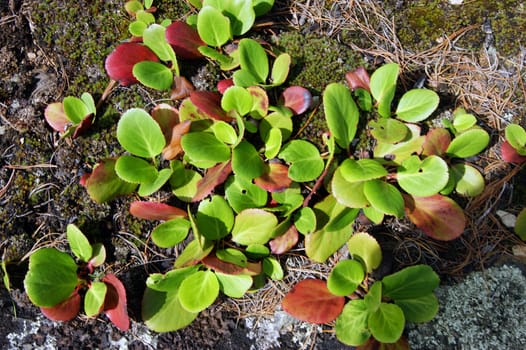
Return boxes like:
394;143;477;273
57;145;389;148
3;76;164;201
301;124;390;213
192;161;232;202
65;226;92;266
190;91;230;121
221;86;253;116
422;128;451;156
40;292;81;322
143;24;177;63
282;279;345;324
115;155;158;184
133;61;173;91
129;201;187;220
105;43;159;86
269;225;299;254
364;281;382;313
404;194;466;241
345;67;370;91
395;293;439;323
374;124;425;165
331;167;369;208
247;86;269;118
368;303;405;343
369;118;409;144
254;163;291;193
263;256;284;280
216;248;247;267
212;121;238;145
340;159;387;183
215;272;253;298
452;108;477;132
165;21;205;59
281;86;311;115
335;300;371;346
279;140;324;182
348;232;382;273
446;128;489;158
270;53;291;86
231;209;278;245
138;167;173;197
178;270;219;312
238;38;268;83
364;180;405;218
197;6;231;47
174;239;214;268
181;132;231;165
196;195;234;240
395;89;439;122
397;155;449;197
382;264;439;300
89;243;106;268
370;63;399;118
323;82;360;149
201;254;261;275
103;274;130;331
63;96;90;124
24;248;78;308
44;102;69;133
505;124;526;154
83;159;137;204
232;141;264;180
294;207;317;234
117;108;166;158
210;0;256;35
327;259;365;296
450;163;484;197
151;218;191;248
225;175;268;213
85;282;107;317
501;140;526;163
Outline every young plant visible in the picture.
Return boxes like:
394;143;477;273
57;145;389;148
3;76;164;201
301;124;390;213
44;92;96;137
23;224;129;330
501;123;526;163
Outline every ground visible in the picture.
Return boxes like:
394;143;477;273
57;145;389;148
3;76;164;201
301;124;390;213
1;0;525;349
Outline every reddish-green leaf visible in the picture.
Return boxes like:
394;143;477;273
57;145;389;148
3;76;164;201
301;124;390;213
151;103;180;143
129;201;188;220
281;86;312;115
501;140;526;164
190;91;231;121
82;158;137;204
192;161;232;202
105;43;159;86
269;225;299;254
404;194;466;241
165;21;205;59
254;163;291;193
40;291;81;322
282;279;345;324
44;102;69;133
162;120;191;160
103;274;130;331
201;254;261;276
422;128;451;156
345;67;370;91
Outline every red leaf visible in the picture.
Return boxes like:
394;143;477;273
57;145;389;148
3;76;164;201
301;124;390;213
162;120;191;160
105;43;159;86
40;291;81;322
171;75;195;100
190;91;232;121
281;86;312;115
165;21;205;60
217;79;234;94
129;201;188;220
345;67;370;91
282;279;345;324
103;274;129;331
151;103;180;142
254;163;292;193
269;225;299;254
201;254;262;276
404;194;466;241
501;140;526;164
44;102;69;132
422;128;451;156
192;161;232;202
71;113;94;138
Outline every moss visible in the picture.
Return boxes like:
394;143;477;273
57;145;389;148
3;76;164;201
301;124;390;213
388;0;526;57
275;32;365;147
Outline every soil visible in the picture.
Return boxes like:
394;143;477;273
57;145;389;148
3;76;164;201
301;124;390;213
1;0;525;349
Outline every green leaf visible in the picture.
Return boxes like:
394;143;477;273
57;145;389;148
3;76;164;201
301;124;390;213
238;38;269;83
368;303;405;343
232;141;264;180
347;233;382;273
138;168;173;196
452;108;477;132
370;63;399;118
327;259;365;296
2;260;10;291
117;108;166;158
206;0;256;35
215;272;252;298
262;256;283;280
323;83;359;149
259;111;293;142
196;195;234;240
181;132;231;165
221;86;253;116
263;127;282;159
245;244;270;259
178;270;219;312
369;118;409;143
505;124;526;154
85;282;107;317
382;264;440;300
133;61;173;91
231;209;278;245
331;167;369;208
340;159;387;183
270;53;291;86
197;6;231;47
252;0;274;16
89;243;106;267
364;281;382;313
143;24;177;64
63;96;89;124
515;208;526;240
129;21;147;37
232;69;259;87
446;128;490;158
84;158;138;203
66;224;92;262
24;248;78;307
170;161;202;202
450;163;485;197
279;140;324;182
80;92;96;116
115;155;158;184
335;300;371;346
174;239;214;268
293;207;317;234
395;293;439;323
373;124;425;165
397;155;449;197
212;121;238;145
395;89;439;122
216;248;247;267
151;219;191;248
363;180;405;218
225;175;268;213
